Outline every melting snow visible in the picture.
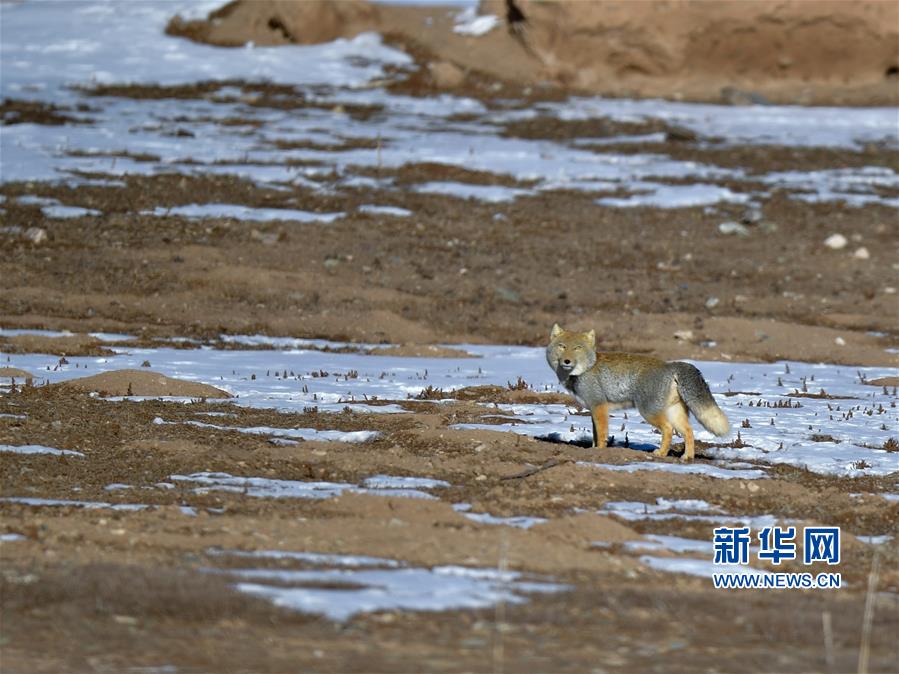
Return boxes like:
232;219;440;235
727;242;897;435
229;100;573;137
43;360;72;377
2;332;897;482
600;498;779;530
362;475;450;490
579;460;768;480
452;503;547;529
141;204;344;223
42;205;101;218
453;7;500;36
0;0;896;212
596;183;751;208
0;444;85;457
357;204;413;217
413;182;529;202
170;472;444;500
624;534;715;555
209;548;565;621
153;417;380;443
0;497;148;511
639;556;771;579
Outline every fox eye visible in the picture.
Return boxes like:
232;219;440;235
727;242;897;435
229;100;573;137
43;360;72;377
573;346;581;351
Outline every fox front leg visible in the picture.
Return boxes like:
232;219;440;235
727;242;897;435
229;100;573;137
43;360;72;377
591;403;609;449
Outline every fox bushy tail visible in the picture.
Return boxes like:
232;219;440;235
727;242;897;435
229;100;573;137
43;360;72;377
673;363;730;436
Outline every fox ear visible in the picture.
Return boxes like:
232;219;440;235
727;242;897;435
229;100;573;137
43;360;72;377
586;329;596;346
550;323;563;338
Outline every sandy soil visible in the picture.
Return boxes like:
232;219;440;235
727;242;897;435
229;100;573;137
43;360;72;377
1;161;896;366
167;0;899;106
55;369;232;398
2;383;898;673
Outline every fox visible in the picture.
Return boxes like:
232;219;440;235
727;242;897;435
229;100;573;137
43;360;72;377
546;324;730;460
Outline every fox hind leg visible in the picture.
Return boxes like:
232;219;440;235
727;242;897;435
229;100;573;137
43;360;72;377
646;413;674;457
666;402;695;461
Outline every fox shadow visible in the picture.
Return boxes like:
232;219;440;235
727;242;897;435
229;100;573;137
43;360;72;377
535;433;657;453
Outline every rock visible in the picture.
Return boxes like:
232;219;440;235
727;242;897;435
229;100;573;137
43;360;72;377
852;246;870;260
741;206;763;224
250;228;279;246
824;233;848;249
718;221;750;236
673;330;694;341
429;60;466;88
834;337;846;346
705;297;720;309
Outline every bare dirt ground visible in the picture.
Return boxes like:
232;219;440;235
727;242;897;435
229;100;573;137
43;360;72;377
1;385;898;673
1;4;898;673
2;110;898;674
1;146;897;365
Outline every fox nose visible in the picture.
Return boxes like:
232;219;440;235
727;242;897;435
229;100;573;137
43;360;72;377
563;359;571;365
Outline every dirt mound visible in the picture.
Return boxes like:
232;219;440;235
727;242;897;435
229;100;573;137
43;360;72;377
167;0;899;105
867;376;899;387
58;370;231;398
166;0;380;47
533;513;642;545
0;367;35;384
484;0;899;104
368;344;475;358
0;334;112;357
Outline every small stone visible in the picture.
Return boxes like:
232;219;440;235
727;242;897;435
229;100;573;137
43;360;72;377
824;233;848;250
741;207;763;225
24;227;47;244
834;337;846;346
673;330;694;341
852;246;870;260
718;221;750;237
250;229;278;246
705;297;720;309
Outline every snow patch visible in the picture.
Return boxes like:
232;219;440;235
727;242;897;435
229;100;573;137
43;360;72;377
209;548;565;622
0;444;84;457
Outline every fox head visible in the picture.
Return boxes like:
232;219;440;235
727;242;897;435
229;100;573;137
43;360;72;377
546;324;596;379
